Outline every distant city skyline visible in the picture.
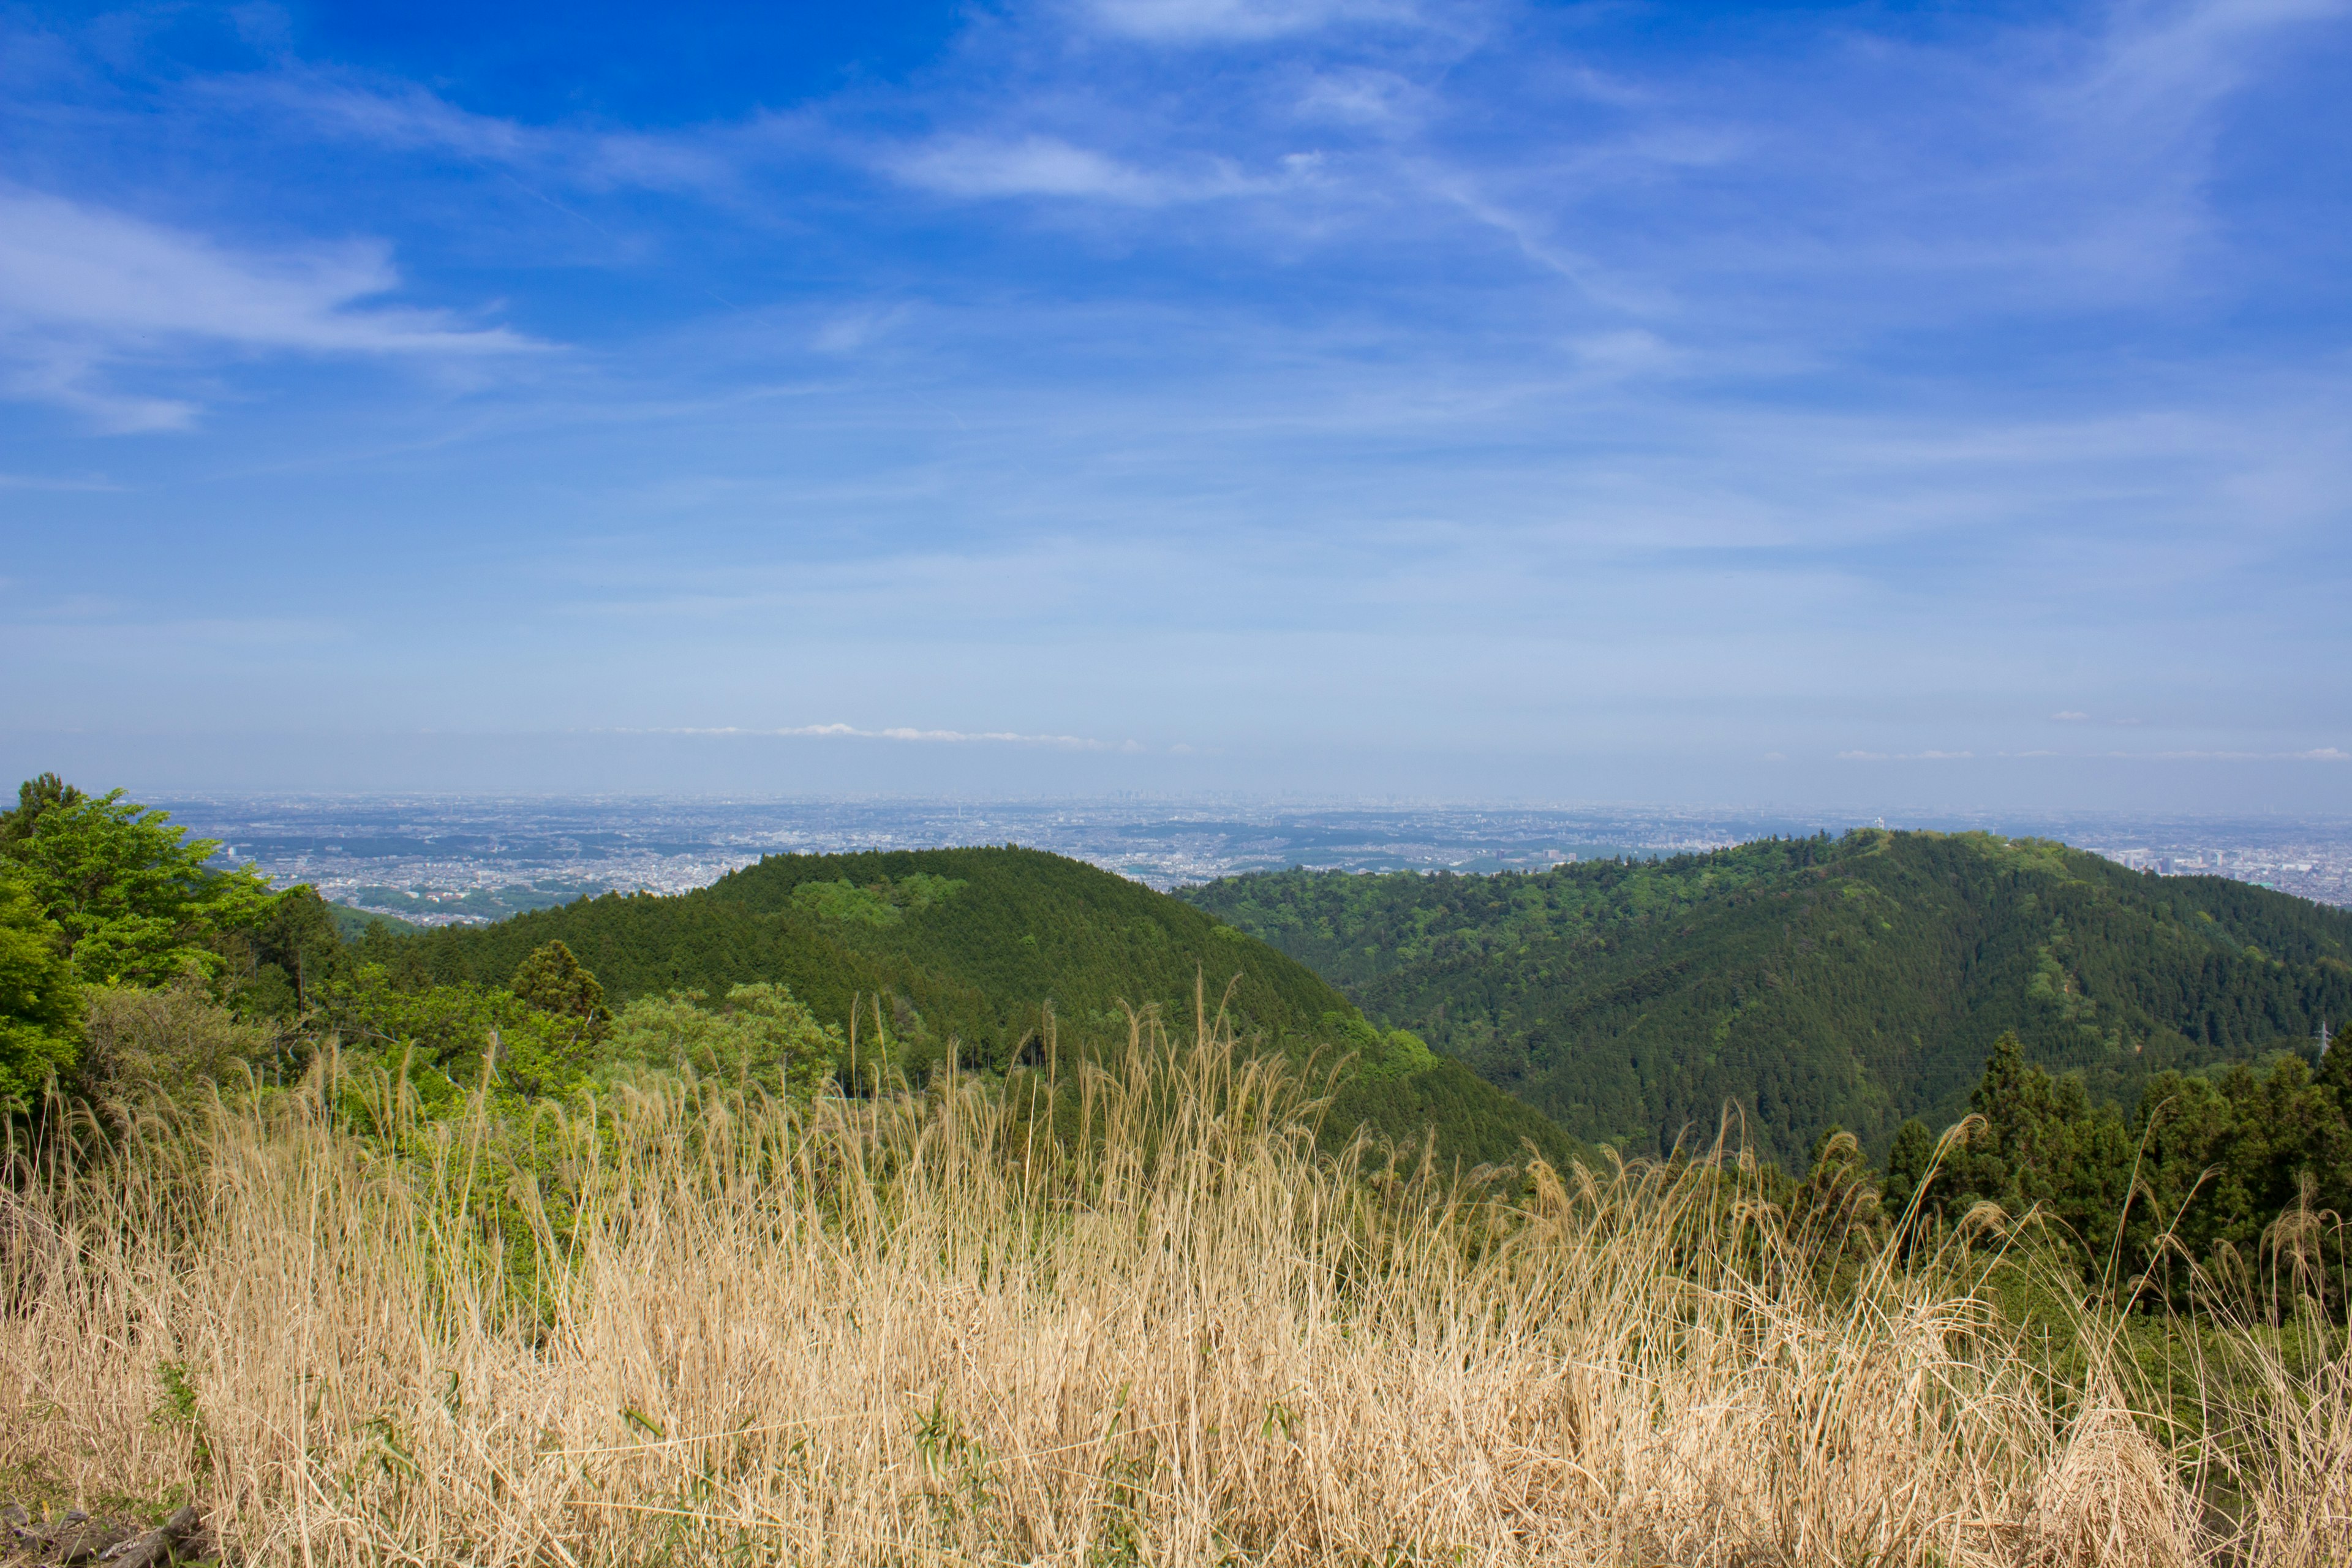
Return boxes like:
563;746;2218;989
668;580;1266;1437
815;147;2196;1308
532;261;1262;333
4;0;2347;806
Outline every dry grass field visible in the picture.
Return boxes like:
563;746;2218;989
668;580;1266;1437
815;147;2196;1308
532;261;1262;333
3;1011;2347;1566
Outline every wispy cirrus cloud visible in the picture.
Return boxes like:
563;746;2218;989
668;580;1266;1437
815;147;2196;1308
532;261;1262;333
1838;750;1977;761
886;134;1298;204
208;72;752;195
0;186;535;431
1081;0;1422;43
2130;748;2352;761
623;723;1147;751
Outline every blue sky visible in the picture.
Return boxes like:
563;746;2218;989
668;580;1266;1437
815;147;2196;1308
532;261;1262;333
1;0;2347;807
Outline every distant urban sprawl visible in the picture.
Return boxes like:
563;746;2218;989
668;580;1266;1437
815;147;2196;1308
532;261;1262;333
159;796;2352;927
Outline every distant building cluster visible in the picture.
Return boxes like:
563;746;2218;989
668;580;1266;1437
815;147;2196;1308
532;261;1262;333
2085;843;2352;909
170;796;2352;919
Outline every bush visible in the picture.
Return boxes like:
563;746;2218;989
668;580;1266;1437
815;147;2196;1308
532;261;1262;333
77;978;284;1108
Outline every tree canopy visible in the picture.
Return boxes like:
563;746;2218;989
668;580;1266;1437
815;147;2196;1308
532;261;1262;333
0;869;81;1110
1;783;277;987
1183;829;2352;1165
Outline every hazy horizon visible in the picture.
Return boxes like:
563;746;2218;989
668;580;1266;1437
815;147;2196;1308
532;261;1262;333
9;734;2350;817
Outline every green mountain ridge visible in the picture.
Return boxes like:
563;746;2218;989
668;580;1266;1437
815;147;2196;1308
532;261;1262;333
388;845;1580;1170
1179;829;2352;1167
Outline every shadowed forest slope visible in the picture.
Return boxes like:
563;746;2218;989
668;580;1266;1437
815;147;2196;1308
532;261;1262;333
1181;829;2352;1165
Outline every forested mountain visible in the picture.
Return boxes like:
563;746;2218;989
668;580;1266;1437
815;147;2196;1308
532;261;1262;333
1180;830;2352;1166
329;905;423;940
388;846;1579;1169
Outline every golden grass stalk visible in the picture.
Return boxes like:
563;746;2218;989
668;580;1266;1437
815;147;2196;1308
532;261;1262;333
2;1008;2346;1566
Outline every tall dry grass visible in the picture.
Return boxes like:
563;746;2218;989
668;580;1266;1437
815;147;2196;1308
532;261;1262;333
2;1008;2346;1567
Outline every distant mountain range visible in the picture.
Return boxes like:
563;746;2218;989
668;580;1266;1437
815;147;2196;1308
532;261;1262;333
388;845;1580;1171
1180;830;2352;1166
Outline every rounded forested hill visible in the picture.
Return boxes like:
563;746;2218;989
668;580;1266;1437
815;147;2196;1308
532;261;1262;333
1180;829;2352;1167
392;845;1583;1170
404;846;1337;1060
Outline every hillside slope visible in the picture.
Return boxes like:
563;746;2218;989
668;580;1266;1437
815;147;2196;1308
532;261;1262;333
394;846;1580;1169
1181;830;2352;1166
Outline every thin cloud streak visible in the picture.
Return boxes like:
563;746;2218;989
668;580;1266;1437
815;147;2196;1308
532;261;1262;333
617;725;1150;752
209;71;761;196
885;135;1294;204
1082;0;1423;42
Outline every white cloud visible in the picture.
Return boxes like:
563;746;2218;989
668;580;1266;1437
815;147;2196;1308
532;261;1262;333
2051;710;2090;720
1084;0;1413;42
0;186;534;430
888;135;1262;205
1295;69;1424;128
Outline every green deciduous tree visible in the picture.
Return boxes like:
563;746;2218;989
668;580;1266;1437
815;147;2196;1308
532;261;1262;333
317;962;589;1107
0;869;81;1110
605;983;842;1099
1;781;276;986
1320;1010;1439;1080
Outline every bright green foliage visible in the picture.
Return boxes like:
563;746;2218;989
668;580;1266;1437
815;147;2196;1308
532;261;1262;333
404;847;1357;1071
394;846;1578;1170
1;782;277;986
791;878;905;927
315;963;587;1107
791;872;967;927
0;870;81;1109
1322;1011;1438;1080
1185;829;2352;1165
605;983;842;1098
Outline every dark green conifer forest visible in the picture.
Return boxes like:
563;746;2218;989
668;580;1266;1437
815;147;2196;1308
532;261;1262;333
1181;829;2352;1164
1185;827;2352;1299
